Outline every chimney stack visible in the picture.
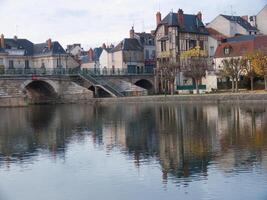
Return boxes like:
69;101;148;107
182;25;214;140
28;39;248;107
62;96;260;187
88;48;94;62
197;11;202;21
14;35;18;41
242;15;248;21
1;34;5;49
177;9;184;27
47;38;52;50
130;26;135;39
102;43;107;49
156;12;162;26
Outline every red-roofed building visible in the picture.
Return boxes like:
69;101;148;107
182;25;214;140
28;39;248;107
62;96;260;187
214;35;267;70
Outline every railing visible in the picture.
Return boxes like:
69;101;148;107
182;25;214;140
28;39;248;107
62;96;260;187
0;67;154;77
0;67;80;76
80;67;154;76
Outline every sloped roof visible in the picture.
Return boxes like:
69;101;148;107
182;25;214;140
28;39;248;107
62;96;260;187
207;28;226;41
135;32;155;46
225;35;257;43
2;38;67;56
159;12;208;35
221;15;258;31
33;41;66;56
214;35;267;58
93;47;103;61
4;39;34;55
111;38;143;53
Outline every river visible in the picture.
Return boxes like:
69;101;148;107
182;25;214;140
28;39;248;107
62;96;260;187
0;103;267;200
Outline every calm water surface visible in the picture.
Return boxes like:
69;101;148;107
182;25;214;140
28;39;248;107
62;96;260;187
0;103;267;200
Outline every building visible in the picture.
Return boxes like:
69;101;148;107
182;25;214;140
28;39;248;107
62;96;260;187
0;34;78;70
98;44;113;71
250;4;267;35
214;35;267;68
132;28;156;72
98;38;144;74
154;9;211;93
207;28;226;57
207;14;259;38
66;43;84;57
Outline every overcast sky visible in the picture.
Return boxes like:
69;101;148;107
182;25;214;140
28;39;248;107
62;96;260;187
0;0;266;49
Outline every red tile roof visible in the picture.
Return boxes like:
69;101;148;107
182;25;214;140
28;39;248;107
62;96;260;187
214;35;267;58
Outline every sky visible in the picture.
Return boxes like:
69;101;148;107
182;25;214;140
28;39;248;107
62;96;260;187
0;0;266;49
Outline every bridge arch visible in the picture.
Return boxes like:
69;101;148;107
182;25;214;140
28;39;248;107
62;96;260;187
134;79;154;94
21;80;58;104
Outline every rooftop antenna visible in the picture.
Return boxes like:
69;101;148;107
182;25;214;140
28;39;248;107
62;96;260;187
142;19;145;32
230;5;236;18
15;25;19;36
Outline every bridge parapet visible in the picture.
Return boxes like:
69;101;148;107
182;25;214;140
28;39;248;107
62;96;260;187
0;67;154;77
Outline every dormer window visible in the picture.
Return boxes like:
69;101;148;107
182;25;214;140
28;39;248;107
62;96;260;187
224;47;230;55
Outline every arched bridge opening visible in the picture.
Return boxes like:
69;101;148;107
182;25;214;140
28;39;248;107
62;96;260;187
24;80;58;104
135;79;154;94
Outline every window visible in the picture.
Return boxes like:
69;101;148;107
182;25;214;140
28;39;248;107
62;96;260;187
210;46;214;56
57;58;61;67
189;40;197;49
152;50;156;59
161;41;166;52
9;60;14;69
145;50;149;60
199;41;204;50
25;60;29;69
224;47;230;55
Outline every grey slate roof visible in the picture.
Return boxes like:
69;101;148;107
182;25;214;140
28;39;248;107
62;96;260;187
93;47;103;61
135;32;155;46
160;12;209;35
33;41;66;56
2;38;67;56
4;39;34;55
225;35;257;43
111;38;143;53
221;15;258;31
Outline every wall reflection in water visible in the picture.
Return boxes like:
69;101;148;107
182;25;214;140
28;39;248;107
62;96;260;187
0;103;267;184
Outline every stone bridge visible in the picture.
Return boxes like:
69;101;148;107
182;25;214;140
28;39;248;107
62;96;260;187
0;75;93;105
0;69;155;105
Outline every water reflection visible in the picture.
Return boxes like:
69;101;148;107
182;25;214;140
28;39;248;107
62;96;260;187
0;103;267;185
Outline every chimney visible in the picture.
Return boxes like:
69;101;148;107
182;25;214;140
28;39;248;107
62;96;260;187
47;38;52;50
197;11;202;21
130;26;135;39
0;34;5;49
14;35;18;41
102;43;107;49
156;12;162;26
88;48;94;62
242;15;248;21
177;9;184;27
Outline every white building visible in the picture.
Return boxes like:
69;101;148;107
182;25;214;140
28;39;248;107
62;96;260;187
207;28;226;57
207;15;259;38
250;5;267;35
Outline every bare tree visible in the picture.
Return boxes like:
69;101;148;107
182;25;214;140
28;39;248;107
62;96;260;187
183;57;210;94
157;61;180;95
220;58;244;93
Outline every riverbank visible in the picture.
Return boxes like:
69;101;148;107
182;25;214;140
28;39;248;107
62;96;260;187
1;92;267;107
95;92;267;104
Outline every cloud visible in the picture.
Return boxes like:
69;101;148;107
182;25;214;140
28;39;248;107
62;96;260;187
0;0;266;49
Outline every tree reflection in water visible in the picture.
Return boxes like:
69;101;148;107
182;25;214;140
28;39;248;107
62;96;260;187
0;103;267;184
